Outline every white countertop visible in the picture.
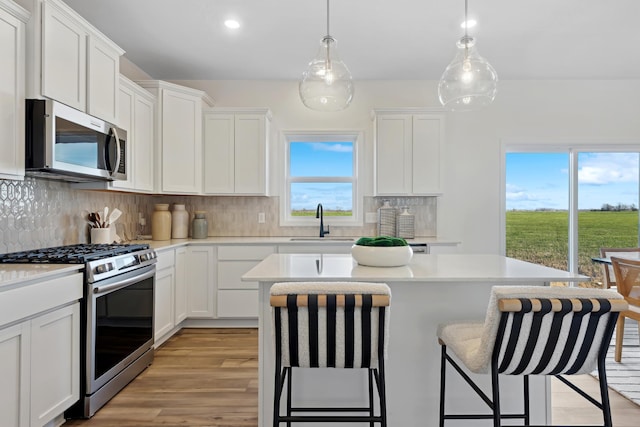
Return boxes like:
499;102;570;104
0;264;83;289
243;253;590;283
144;236;460;251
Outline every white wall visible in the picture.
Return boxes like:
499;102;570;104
171;79;640;254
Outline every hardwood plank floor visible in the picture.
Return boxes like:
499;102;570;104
64;328;640;426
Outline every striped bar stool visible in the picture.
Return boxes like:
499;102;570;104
270;281;391;427
438;286;626;427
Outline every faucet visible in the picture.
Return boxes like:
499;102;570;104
315;203;330;238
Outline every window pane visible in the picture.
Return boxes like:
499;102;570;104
577;152;639;284
290;142;353;177
505;153;569;271
290;183;352;216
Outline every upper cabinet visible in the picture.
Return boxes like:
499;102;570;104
202;108;271;195
0;0;29;180
373;108;445;196
111;76;155;193
136;80;214;194
21;0;124;123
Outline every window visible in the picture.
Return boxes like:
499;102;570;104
282;131;361;226
503;143;640;286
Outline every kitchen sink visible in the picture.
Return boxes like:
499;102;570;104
289;238;355;242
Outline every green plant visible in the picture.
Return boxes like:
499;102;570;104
356;236;408;247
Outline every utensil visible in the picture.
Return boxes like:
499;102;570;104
108;208;122;225
103;207;109;227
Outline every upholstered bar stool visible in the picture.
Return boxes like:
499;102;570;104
438;286;626;427
270;281;391;426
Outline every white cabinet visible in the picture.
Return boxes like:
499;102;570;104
373;109;444;196
203;108;271;195
0;322;29;427
112;76;155;192
136;80;214;194
216;245;275;318
154;250;175;343
0;1;28;180
32;0;124;123
277;244;352;254
30;303;80;427
186;246;216;318
174;246;188;324
0;271;82;427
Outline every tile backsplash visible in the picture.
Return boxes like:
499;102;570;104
0;177;437;253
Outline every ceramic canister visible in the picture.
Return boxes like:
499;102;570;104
192;211;208;239
151;204;172;241
171;204;189;239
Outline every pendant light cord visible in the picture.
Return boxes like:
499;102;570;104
463;0;469;59
326;0;330;37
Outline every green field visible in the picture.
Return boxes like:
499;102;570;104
506;210;639;286
292;209;352;217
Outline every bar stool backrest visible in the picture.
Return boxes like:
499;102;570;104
270;282;391;369
475;286;625;375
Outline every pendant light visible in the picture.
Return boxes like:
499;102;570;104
438;0;498;111
299;0;354;111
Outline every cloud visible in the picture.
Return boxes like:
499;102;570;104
578;153;639;185
309;143;353;153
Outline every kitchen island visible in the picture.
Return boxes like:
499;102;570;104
243;253;590;427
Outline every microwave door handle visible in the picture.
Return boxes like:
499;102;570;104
109;127;121;176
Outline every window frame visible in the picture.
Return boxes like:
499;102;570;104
280;130;363;227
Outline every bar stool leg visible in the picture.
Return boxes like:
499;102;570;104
523;375;530;425
439;345;446;427
597;357;613;427
286;367;292;427
368;368;375;427
490;363;501;427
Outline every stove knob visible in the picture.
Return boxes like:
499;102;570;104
139;253;149;262
95;263;114;274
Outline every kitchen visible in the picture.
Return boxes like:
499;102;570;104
1;0;640;426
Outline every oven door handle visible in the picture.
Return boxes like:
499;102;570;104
93;267;155;295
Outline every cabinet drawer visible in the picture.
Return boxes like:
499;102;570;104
155;249;175;270
218;261;259;290
217;290;258;318
0;273;82;327
217;245;275;261
278;245;352;254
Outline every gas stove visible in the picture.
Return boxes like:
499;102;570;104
0;243;151;264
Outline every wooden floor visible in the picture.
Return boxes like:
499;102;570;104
64;328;640;427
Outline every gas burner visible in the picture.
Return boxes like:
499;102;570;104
0;243;151;264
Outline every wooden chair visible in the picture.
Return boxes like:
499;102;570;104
609;257;640;362
438;285;626;427
270;281;391;427
599;248;640;288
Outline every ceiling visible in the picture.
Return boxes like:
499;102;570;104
62;0;640;81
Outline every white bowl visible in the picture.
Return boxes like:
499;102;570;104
351;244;413;267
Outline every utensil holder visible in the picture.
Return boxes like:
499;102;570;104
91;227;112;244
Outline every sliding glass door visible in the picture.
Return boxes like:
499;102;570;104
505;148;640;286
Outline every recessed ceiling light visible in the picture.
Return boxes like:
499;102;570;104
461;19;477;29
224;19;240;29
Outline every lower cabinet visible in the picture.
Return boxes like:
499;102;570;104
216;245;275;318
0;302;80;427
154;247;188;345
186;246;216;318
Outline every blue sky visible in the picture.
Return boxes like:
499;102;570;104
290;142;353;211
506;152;639;210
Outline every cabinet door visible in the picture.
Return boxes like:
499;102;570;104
411;114;443;194
375;114;412;195
87;36;119;123
112;82;134;190
133;92;155;192
0;6;25;180
203;113;234;194
218;261;260;290
161;90;202;193
0;322;29;427
30;303;80;427
41;0;87;111
154;267;175;342
174;246;188;324
186;246;215;318
217;290;258;318
234;114;266;194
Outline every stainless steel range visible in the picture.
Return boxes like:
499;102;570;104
0;243;157;418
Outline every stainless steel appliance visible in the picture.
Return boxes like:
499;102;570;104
25;99;127;182
0;243;156;418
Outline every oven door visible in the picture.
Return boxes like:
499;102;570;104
86;264;155;394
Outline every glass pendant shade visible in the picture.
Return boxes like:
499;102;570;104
438;36;498;111
299;36;354;112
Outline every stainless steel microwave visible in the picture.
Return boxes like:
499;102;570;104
25;99;127;182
